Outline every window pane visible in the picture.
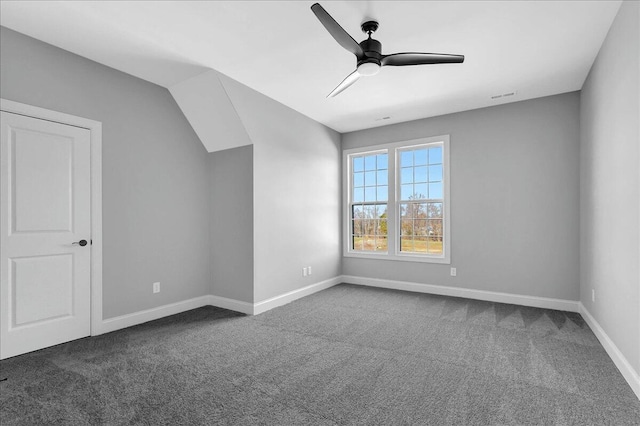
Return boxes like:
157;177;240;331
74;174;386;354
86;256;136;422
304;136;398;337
428;235;443;254
400;167;413;184
377;154;388;170
414;149;427;166
376;186;388;202
378;219;388;237
414;166;427;183
364;155;376;171
377;170;388;185
362;235;376;251
353;156;364;172
400;219;413;236
400;203;408;219
428;147;442;164
412;202;422;218
428;182;443;199
428;202;443;218
353;172;364;187
429;165;442;182
401;202;414;219
400;237;414;252
363;205;375;218
375;236;388;251
362;219;375;235
400;150;413;167
414;219;427;236
427;219;443;237
352;204;363;219
374;219;384;236
364;171;376;186
376;204;387;217
401;184;414;200
353;187;364;202
364;187;376;202
413;237;428;253
414;183;427;199
417;203;428;218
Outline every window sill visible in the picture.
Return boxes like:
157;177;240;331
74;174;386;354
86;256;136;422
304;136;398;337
343;251;451;264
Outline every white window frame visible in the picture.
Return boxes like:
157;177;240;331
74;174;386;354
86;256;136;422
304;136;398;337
343;135;451;264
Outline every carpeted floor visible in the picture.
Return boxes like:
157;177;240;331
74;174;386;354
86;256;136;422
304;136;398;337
1;284;639;425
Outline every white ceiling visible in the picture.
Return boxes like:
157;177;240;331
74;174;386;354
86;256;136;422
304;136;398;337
0;1;621;133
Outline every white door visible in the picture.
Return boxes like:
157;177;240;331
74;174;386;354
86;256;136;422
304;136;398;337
0;111;91;359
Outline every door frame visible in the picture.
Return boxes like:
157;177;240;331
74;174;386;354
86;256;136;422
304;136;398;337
1;98;103;336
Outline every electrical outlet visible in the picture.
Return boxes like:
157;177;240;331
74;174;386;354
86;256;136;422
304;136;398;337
450;267;457;277
153;282;160;294
302;267;307;277
308;266;312;275
592;289;595;303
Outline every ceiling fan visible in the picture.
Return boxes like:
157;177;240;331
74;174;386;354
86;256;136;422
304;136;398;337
311;3;465;97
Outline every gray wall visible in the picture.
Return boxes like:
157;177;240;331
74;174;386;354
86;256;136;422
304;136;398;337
210;145;253;303
217;75;342;303
580;0;639;373
0;27;211;319
342;92;581;301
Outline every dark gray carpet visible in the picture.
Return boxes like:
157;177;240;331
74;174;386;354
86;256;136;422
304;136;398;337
1;284;638;425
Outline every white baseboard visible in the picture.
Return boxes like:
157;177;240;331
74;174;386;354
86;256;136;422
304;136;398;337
341;275;580;312
94;278;342;335
253;276;342;315
579;303;640;400
96;295;211;335
208;294;253;315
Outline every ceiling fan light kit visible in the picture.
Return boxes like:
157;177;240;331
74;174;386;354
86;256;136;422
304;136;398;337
357;62;380;77
311;3;464;97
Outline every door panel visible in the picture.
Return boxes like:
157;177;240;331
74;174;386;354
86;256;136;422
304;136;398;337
12;128;74;233
12;254;73;326
1;111;91;359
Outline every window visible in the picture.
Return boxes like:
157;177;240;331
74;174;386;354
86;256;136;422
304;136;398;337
344;136;450;263
398;145;444;255
350;151;388;252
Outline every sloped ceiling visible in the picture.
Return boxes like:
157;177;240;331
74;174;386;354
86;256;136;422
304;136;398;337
0;1;622;133
170;71;253;153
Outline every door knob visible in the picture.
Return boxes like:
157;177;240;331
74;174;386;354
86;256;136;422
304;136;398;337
72;239;88;246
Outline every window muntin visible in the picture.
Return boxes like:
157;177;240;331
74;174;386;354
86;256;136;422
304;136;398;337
344;136;450;264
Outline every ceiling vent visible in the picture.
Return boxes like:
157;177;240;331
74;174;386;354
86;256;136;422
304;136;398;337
491;91;517;100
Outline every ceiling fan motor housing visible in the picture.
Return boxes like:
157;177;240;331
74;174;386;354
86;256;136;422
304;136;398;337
358;38;382;66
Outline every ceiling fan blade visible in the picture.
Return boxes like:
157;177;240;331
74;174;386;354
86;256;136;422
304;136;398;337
311;3;364;58
381;53;465;66
327;70;361;98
